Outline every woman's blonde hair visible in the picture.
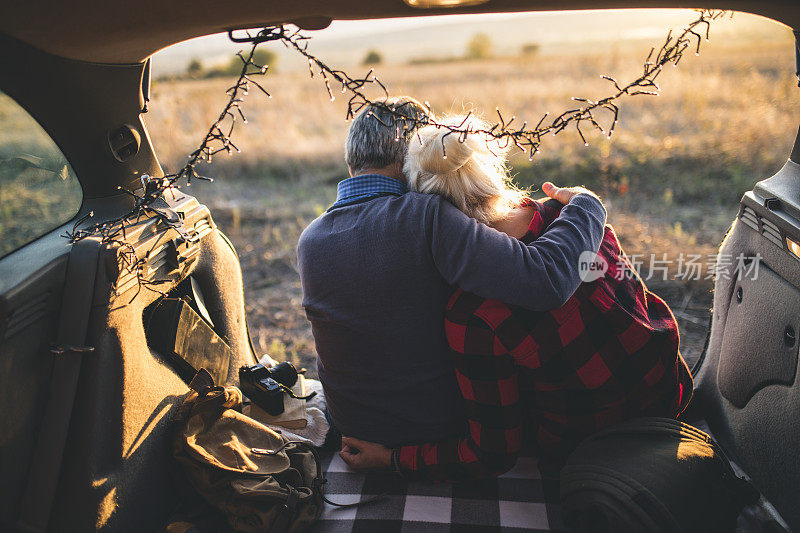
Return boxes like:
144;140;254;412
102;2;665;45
404;115;526;225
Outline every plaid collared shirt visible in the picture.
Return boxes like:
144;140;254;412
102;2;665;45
396;198;693;481
329;174;407;211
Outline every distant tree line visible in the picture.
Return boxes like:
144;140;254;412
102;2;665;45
408;32;540;65
175;36;539;82
184;49;278;80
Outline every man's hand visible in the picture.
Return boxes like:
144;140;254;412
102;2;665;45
541;182;599;204
339;436;393;471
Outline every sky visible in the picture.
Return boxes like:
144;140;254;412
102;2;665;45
151;10;785;76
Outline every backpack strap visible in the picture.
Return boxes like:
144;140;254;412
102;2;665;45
271;487;301;533
16;237;102;533
252;441;387;511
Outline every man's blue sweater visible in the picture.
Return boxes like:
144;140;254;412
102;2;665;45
297;184;606;446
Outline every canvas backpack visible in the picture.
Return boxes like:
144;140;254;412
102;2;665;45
171;370;326;533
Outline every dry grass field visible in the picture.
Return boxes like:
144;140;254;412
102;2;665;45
141;17;800;375
3;12;797;376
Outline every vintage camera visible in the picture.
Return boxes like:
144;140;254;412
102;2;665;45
239;361;301;415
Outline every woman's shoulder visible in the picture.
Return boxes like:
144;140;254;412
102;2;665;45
489;201;537;239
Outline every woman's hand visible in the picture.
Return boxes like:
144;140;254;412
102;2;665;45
339;436;393;471
542;182;599;204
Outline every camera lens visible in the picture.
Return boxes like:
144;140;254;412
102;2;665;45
268;362;299;388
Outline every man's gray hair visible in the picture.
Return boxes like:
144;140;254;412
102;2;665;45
345;96;431;174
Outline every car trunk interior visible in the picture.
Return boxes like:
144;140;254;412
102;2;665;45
1;1;800;530
0;33;262;529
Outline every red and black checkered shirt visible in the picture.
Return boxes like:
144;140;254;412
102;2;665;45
396;198;693;481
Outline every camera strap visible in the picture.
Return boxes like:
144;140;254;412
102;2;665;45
280;383;317;402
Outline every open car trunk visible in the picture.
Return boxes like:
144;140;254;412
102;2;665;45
2;0;800;531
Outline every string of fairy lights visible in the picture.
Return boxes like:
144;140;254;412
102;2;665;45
64;9;727;299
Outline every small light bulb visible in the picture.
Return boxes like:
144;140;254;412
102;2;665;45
787;237;800;260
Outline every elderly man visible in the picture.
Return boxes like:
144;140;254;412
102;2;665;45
297;96;607;449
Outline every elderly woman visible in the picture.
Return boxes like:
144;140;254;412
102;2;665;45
340;116;693;479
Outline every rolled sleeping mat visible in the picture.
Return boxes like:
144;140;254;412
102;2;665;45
560;417;759;533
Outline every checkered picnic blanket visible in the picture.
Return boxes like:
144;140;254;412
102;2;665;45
310;453;563;533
